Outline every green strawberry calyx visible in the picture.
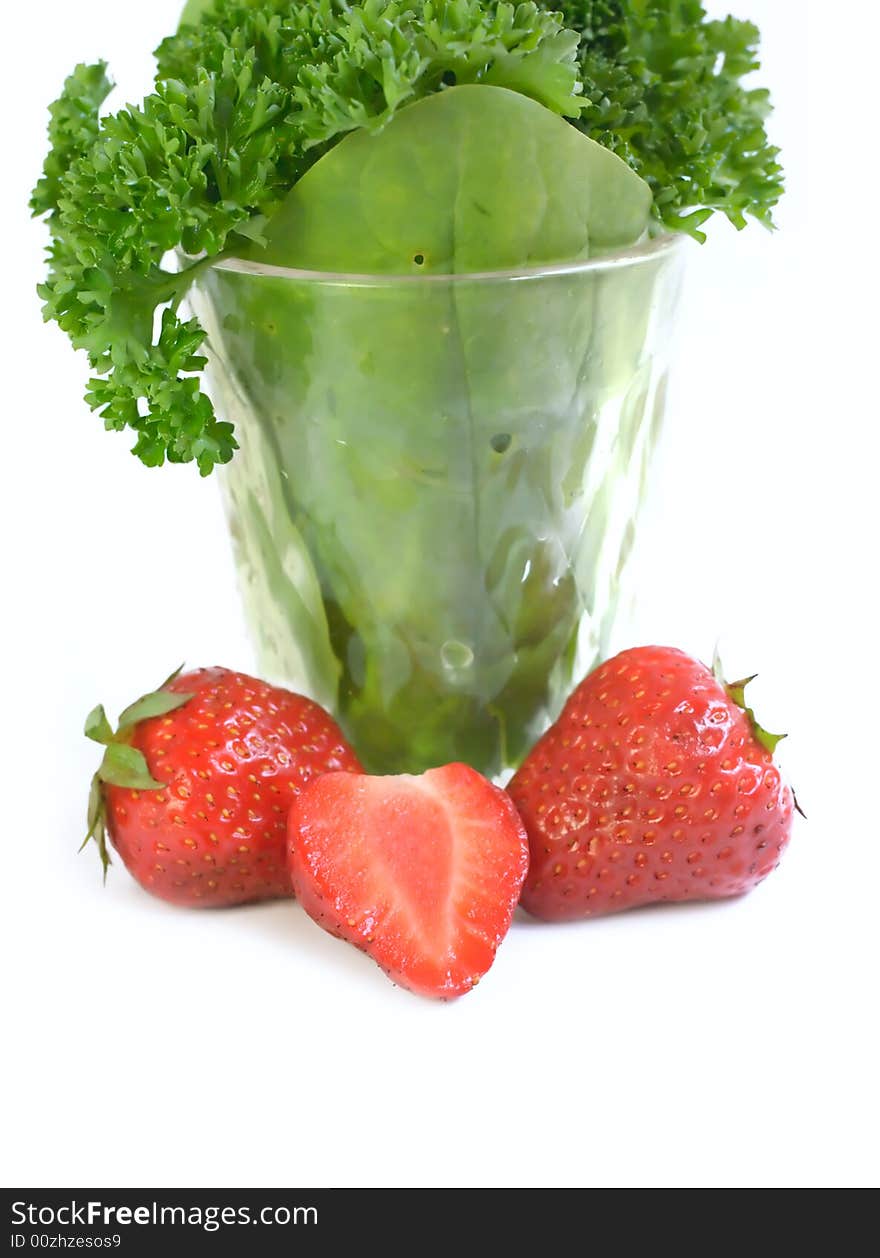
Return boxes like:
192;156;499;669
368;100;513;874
82;666;194;879
712;650;786;757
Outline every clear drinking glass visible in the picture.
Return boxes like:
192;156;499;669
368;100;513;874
191;236;684;776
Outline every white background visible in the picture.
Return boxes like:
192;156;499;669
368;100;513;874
2;0;878;1189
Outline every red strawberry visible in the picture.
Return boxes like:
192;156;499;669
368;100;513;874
287;765;529;999
84;666;362;907
508;646;795;921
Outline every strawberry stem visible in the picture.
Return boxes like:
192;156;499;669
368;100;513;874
81;666;195;877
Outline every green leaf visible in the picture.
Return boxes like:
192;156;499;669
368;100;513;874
713;653;787;759
118;687;193;730
179;0;219;24
256;84;651;273
725;674;758;711
97;743;164;790
560;0;784;237
81;773;112;880
156;663;186;689
30;62;113;218
83;704;114;744
82;776;103;849
749;720;787;757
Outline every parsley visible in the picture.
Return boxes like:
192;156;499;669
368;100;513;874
32;0;782;473
562;0;784;238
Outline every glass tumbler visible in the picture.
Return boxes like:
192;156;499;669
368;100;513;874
191;236;684;775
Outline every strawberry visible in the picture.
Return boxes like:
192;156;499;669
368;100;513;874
508;646;795;922
287;765;529;998
84;666;362;907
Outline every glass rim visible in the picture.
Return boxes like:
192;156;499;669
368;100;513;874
211;231;685;288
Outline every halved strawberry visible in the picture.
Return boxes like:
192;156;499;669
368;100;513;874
287;764;529;999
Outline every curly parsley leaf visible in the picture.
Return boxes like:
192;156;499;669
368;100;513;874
558;0;784;240
30;62;114;218
32;0;581;474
